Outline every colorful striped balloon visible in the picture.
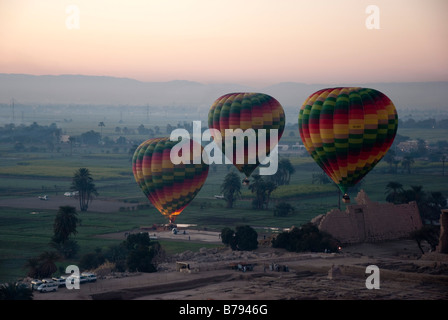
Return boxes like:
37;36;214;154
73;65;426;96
208;92;285;177
298;87;398;200
132;137;209;223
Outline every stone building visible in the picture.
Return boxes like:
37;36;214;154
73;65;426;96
312;190;423;244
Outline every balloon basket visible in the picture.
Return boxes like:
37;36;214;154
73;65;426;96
342;193;350;204
242;178;250;186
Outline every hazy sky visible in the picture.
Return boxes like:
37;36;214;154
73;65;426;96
1;0;447;87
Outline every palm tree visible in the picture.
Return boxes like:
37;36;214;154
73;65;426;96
0;282;33;300
24;257;40;278
385;181;404;204
264;181;277;209
383;149;397;173
408;185;425;205
220;171;242;208
419;191;447;223
71;168;98;211
53;206;79;244
37;251;60;278
249;174;266;209
269;158;295;185
98;121;105;139
249;174;277;209
401;155;414;174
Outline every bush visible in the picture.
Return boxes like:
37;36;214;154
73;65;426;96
221;227;235;247
79;252;105;270
221;225;258;251
274;202;294;217
126;246;156;273
235;225;258;251
272;222;340;253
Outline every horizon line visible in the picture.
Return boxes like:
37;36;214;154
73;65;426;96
2;72;448;89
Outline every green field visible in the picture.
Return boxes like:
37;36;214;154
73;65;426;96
1;145;447;283
1;112;447;283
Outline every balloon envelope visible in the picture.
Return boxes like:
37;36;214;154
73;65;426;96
298;87;398;196
208;92;285;177
132;137;209;223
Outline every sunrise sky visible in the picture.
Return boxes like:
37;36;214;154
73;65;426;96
1;0;447;87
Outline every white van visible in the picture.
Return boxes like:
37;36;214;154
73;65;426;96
37;282;58;293
31;279;43;290
81;272;97;282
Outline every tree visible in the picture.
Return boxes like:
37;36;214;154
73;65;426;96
24;257;40;278
80;130;101;145
272;223;340;253
235;225;258;251
0;282;33;300
52;206;79;244
390;184;447;223
98;122;105;139
268;158;295;185
249;174;277;210
123;233;157;272
312;171;331;185
385;181;404;204
50;239;79;259
79;250;105;270
220;226;258;251
71;168;98;211
410;225;440;254
401;155;414;174
220;171;242;208
419;191;447;223
27;251;60;278
384;149;398;173
274;202;295;217
221;227;235;248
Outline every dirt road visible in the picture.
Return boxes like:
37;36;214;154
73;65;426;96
31;240;448;300
0;195;131;213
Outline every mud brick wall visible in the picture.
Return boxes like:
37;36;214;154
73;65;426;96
317;190;423;244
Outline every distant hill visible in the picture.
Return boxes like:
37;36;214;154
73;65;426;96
1;74;447;113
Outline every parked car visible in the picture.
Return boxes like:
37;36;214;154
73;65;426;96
81;272;97;282
37;282;58;293
52;276;68;287
64;191;79;197
72;274;89;284
31;279;43;290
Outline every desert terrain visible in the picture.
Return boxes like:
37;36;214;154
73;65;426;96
31;228;448;301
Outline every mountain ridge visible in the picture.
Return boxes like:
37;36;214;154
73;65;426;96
1;73;447;111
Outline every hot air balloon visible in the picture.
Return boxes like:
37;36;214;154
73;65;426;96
298;87;398;203
208;92;285;184
132;137;209;223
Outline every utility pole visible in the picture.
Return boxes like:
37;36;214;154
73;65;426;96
10;98;15;122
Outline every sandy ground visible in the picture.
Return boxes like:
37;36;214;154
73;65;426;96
31;234;448;300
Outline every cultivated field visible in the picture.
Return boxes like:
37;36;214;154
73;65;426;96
1;108;447;285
